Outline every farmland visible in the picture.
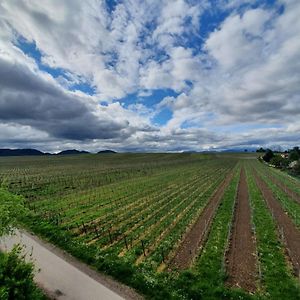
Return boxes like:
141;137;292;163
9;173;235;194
1;153;300;299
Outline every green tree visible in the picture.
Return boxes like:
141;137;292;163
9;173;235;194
270;155;285;168
256;147;266;153
263;149;274;162
289;149;300;161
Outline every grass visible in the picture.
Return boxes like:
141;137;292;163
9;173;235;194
246;166;300;299
1;154;300;299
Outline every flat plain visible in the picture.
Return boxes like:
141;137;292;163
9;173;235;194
1;153;300;299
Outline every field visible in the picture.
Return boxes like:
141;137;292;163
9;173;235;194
1;153;300;299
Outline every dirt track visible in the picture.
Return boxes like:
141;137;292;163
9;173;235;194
226;168;257;292
254;172;300;276
0;230;142;300
169;171;234;270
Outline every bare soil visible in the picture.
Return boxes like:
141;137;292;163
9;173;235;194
169;171;234;270
226;168;257;292
254;172;300;277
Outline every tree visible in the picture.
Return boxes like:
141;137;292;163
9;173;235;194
263;149;274;162
270;155;285;168
289;149;300;161
256;147;266;153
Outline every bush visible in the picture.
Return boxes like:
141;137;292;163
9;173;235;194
263;149;274;162
291;160;300;175
0;246;45;300
270;155;289;168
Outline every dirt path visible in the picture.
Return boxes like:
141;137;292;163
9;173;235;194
169;171;234;270
226;168;257;292
254;172;300;277
0;230;142;300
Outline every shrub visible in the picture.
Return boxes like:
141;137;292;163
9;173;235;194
0;246;45;300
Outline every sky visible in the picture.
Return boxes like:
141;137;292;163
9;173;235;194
0;0;299;153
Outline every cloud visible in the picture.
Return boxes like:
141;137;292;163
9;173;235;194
0;55;144;141
160;2;300;131
0;0;300;151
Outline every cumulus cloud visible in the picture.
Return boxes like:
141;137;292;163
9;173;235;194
0;0;299;151
160;1;300;134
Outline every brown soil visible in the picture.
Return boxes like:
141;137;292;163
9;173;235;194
254;172;300;276
268;174;300;204
226;168;257;292
169;171;234;270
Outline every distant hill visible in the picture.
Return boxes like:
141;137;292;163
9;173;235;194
57;149;90;155
221;148;256;153
98;150;116;154
0;148;45;156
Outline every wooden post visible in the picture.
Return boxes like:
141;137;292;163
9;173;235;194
94;224;99;237
108;230;113;244
141;240;146;256
124;235;128;250
76;222;80;231
82;222;87;234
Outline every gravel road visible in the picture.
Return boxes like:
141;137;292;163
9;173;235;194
0;230;141;300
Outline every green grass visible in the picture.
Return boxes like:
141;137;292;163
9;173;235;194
246;166;300;299
1;154;300;299
174;166;255;299
254;164;300;229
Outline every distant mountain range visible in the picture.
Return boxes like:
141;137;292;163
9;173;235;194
98;150;116;154
57;149;90;155
0;148;117;156
0;148;45;156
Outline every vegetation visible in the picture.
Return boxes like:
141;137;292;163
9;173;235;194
0;189;24;236
0;247;45;300
258;146;300;176
176;167;249;299
246;166;300;299
262;149;274;163
0;189;45;300
0;153;300;299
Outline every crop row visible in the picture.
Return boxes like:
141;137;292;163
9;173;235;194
246;164;300;299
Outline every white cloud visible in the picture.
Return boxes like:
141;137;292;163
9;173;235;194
0;0;300;151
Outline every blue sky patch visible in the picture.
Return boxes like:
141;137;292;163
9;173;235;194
120;89;180;109
152;107;173;126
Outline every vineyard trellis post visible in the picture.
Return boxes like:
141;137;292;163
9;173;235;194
141;240;146;256
124;235;128;250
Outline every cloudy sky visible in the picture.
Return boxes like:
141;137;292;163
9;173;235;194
0;0;299;152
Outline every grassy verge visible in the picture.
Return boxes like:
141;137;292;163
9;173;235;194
19;206;184;299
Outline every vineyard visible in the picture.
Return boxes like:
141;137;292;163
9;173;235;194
0;153;300;299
